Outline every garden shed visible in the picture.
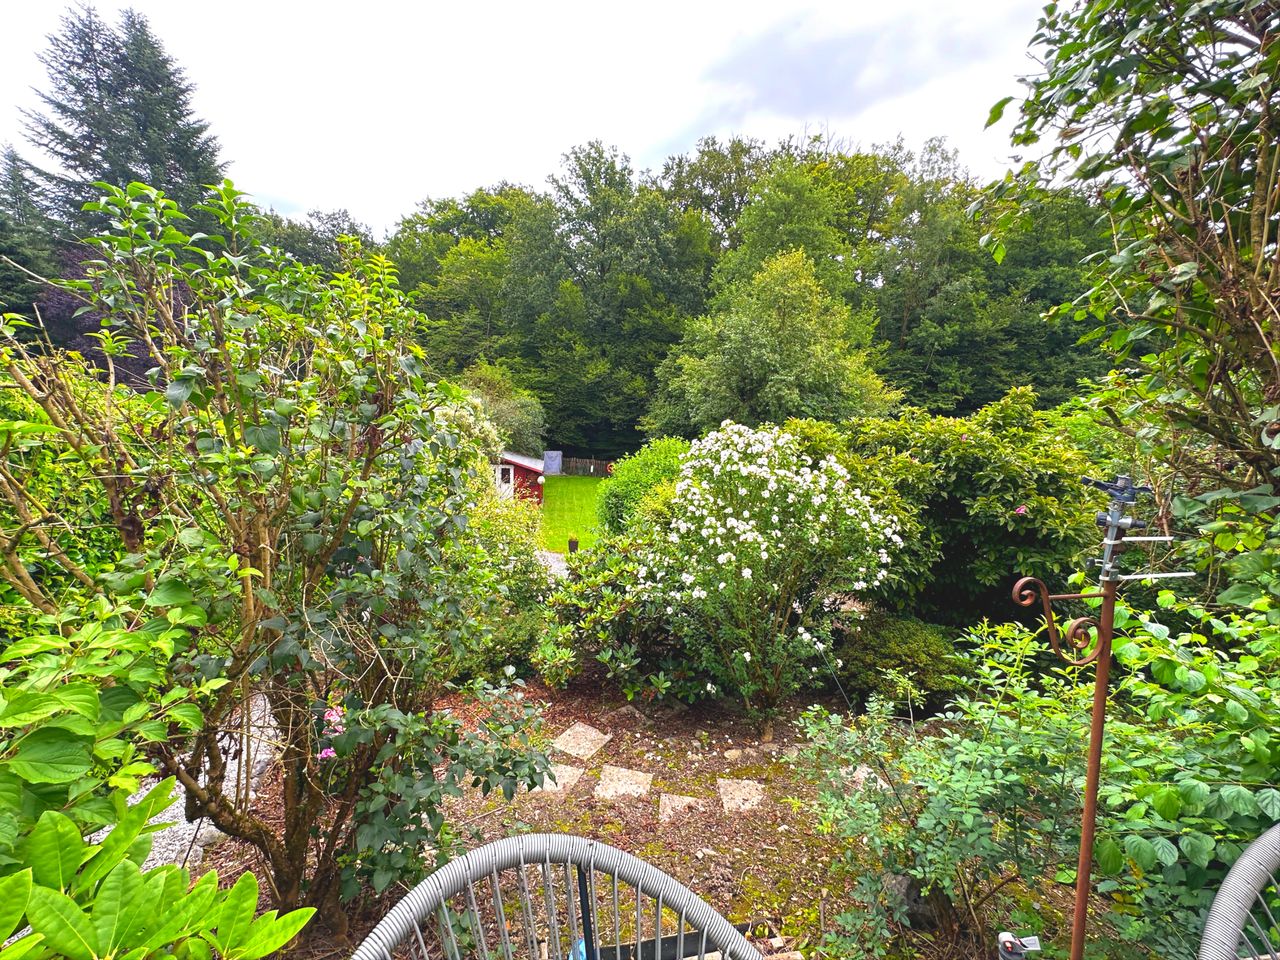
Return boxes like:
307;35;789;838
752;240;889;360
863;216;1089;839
494;451;545;504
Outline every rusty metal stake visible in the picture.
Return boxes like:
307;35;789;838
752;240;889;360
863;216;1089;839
1012;474;1154;960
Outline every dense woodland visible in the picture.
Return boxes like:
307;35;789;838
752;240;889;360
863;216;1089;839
0;8;1109;457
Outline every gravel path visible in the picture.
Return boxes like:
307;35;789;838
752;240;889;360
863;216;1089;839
114;696;280;871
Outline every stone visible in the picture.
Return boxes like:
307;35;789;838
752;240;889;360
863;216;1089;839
594;765;652;800
532;763;584;794
849;764;889;791
658;793;705;822
552;722;612;760
195;822;226;848
717;778;766;813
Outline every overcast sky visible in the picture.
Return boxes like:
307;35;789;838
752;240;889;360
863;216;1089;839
0;1;1045;234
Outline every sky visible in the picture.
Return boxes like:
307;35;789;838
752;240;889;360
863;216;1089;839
0;0;1046;235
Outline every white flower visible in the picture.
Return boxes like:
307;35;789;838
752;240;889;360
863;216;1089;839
742;567;752;580
743;651;752;662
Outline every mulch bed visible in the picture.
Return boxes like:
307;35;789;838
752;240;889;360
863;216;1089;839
198;678;854;958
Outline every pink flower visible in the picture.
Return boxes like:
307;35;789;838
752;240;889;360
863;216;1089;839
318;747;336;760
1014;505;1028;516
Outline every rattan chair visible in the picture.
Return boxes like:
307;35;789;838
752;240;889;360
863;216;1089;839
350;834;761;960
1200;823;1280;960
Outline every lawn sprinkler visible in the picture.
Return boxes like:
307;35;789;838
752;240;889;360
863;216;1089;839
1008;475;1192;960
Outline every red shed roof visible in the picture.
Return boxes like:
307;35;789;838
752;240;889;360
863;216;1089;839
498;451;545;473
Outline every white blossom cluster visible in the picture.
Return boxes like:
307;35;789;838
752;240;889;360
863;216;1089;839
627;422;901;657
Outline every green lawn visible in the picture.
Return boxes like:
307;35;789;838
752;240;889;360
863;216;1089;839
540;475;604;553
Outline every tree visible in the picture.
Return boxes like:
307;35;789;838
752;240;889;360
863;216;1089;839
658;135;777;249
713;158;855;299
0;182;544;923
257;207;375;271
0;147;53;315
23;5;223;235
645;249;897;436
459;360;547;456
993;0;1280;481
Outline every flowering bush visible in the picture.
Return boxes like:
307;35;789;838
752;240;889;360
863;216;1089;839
549;423;900;732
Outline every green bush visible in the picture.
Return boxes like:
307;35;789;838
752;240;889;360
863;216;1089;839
0;603;314;957
0;182;548;915
841;388;1100;624
549;422;902;731
460;488;551;677
800;597;1280;960
833;610;963;706
596;436;689;534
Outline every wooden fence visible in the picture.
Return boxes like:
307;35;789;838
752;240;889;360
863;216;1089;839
560;456;613;477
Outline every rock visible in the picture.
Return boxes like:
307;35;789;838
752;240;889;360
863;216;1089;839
195;822;226;848
552;722;612;760
884;873;952;930
716;778;766;813
594;765;653;800
849;764;889;791
531;763;585;794
658;794;704;823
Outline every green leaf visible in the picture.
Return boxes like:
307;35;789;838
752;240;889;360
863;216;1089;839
1179;831;1215;868
165;378;195;408
25;812;85;891
231;908;315;960
24;887;99;960
0;934;45;960
1256;788;1280;820
210;873;259;955
1095;837;1124;874
5;729;92;783
1123;834;1157;871
145;580;194;607
1179;779;1210;810
986;96;1015;128
92;861;150;955
1220;784;1259;816
0;870;32;941
1151;836;1179;867
1151;786;1182;820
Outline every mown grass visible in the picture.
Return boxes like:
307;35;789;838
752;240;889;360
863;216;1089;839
540;475;604;553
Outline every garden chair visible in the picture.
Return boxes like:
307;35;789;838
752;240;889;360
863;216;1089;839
1200;823;1280;960
350;834;761;960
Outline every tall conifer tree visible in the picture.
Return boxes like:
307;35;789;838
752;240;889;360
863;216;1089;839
23;5;223;236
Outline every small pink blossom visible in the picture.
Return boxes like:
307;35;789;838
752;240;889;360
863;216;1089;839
318;747;336;760
1014;504;1028;516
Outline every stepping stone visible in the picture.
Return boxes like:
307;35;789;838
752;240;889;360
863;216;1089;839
594;765;652;800
552;722;611;760
717;778;765;813
532;763;584;794
658;793;705;823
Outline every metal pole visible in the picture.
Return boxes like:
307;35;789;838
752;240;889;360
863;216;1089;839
1069;573;1117;960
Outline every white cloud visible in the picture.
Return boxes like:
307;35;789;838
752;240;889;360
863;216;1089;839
0;0;1045;233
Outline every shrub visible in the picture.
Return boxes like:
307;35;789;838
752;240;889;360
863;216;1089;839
0;182;548;922
459;359;546;456
843;388;1099;624
800;600;1280;960
833;610;963;707
460;488;552;677
596;436;690;534
0;603;314;957
549;422;901;733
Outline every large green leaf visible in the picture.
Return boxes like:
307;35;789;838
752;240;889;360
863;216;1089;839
24;887;98;960
0;870;32;941
1179;831;1215;868
91;861;151;955
145;580;194;607
209;872;259;955
5;729;92;784
25;812;85;891
1095;837;1124;875
231;907;315;960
